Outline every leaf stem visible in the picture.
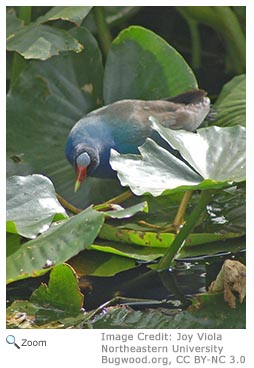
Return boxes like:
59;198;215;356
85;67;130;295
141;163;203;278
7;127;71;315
156;189;214;271
93;6;112;58
173;190;193;232
177;6;245;74
18;6;32;25
176;8;201;69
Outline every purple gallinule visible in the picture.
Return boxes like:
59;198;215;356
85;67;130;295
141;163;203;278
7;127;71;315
65;89;210;192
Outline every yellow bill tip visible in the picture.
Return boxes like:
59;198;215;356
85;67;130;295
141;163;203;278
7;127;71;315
74;180;81;193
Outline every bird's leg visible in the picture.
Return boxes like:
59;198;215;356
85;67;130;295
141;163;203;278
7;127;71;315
93;189;133;211
56;190;133;214
137;191;193;233
173;191;193;233
137;221;175;232
56;193;82;214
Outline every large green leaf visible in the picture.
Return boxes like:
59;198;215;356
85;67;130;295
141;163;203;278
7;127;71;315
7;26;104;207
7;24;84;60
31;264;83;314
6;207;104;284
36;6;93;26
6;195;149;283
7;7;93;60
110;125;246;196
104;26;197;104
7;174;68;238
213;75;246;127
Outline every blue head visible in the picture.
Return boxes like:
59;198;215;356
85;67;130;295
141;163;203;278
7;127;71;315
65;134;100;192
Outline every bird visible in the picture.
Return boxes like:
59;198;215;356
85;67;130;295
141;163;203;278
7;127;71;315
65;89;211;192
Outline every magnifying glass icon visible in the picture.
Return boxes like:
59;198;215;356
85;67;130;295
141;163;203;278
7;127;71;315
6;335;20;349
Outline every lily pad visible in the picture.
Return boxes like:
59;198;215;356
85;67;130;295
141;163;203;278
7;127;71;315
6;174;68;239
104;25;197;104
36;6;92;26
110;124;246;196
7;24;84;60
153;123;245;182
6;207;104;284
31;264;83;314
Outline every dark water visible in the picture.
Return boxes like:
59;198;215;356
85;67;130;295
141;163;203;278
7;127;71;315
80;250;246;311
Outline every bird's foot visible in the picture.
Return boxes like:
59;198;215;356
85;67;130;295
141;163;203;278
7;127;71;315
137;220;182;233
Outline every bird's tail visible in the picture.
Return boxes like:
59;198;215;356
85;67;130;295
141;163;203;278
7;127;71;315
164;89;207;105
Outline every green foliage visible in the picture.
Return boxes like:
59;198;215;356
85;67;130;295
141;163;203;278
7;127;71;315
7;7;92;60
36;6;92;25
214;75;246;127
7;26;104;207
31;264;83;314
6;175;149;283
6;205;104;284
89;294;246;329
7;289;245;329
6;6;246;327
176;6;245;74
7;264;84;327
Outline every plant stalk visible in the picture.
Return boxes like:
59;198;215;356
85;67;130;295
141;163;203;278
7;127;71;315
10;6;32;89
93;6;112;58
176;8;201;69
18;6;32;25
156;189;214;271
